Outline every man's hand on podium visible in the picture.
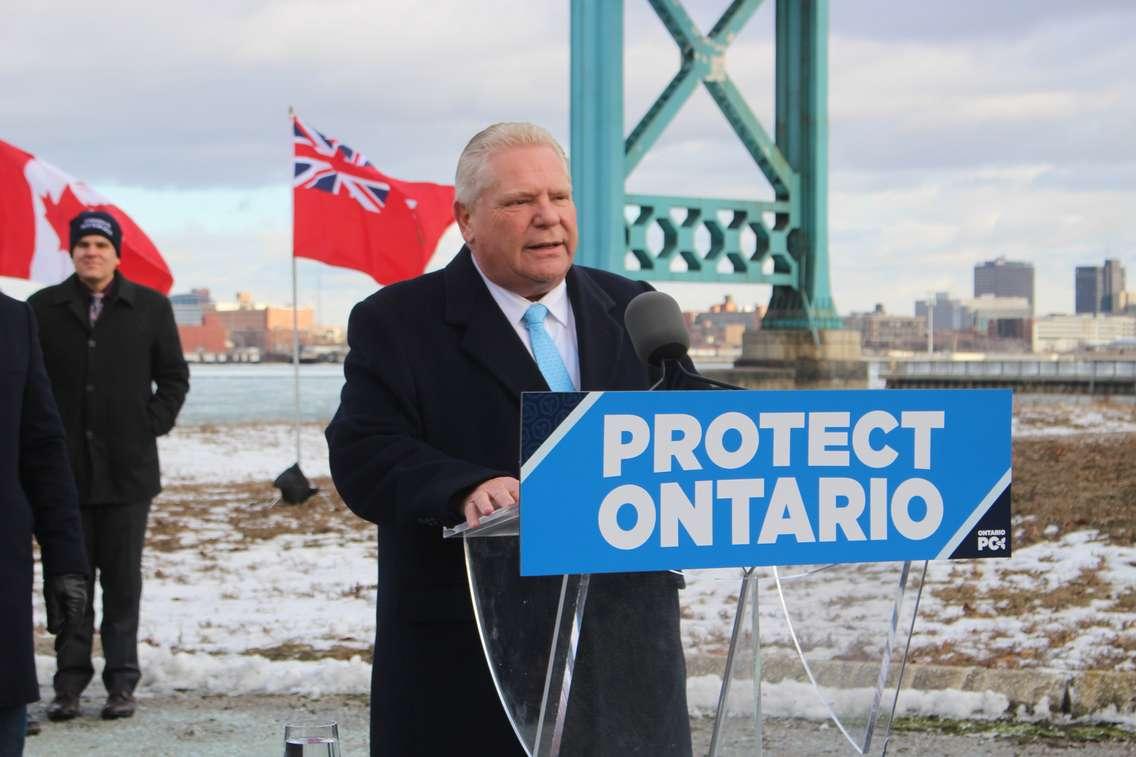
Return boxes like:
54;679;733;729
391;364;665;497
462;476;520;528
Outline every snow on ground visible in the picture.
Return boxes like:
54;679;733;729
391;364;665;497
157;422;330;484
136;534;376;658
679;532;1136;674
917;531;1136;672
1013;396;1136;437
33;399;1136;725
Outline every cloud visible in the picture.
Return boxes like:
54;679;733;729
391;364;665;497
829;0;1135;42
1;1;571;186
2;0;1133;326
829;165;1136;317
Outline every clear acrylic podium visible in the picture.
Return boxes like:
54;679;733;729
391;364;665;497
446;507;926;756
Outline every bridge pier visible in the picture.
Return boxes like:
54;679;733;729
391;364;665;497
704;328;868;389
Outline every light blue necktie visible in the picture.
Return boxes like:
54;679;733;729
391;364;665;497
522;303;575;392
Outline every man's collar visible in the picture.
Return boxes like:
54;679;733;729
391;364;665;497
90;274;117;300
468;251;571;326
58;271;135;306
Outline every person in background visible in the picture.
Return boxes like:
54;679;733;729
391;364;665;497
1;291;89;756
327;123;691;756
28;211;189;722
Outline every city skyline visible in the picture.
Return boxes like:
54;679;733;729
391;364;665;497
167;251;1128;327
1;1;1134;325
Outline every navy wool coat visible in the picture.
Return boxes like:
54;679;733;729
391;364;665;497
326;248;691;756
1;293;87;707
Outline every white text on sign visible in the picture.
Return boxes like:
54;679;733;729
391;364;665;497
598;410;946;550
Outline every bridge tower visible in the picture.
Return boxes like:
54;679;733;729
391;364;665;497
570;0;864;384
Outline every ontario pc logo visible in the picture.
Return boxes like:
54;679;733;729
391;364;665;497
976;529;1008;552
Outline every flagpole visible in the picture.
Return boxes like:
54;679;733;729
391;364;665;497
292;255;301;465
289;105;302;467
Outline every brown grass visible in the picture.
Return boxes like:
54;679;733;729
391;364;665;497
930;566;1110;618
902;433;1136;669
1012;436;1136;548
148;476;373;555
245;642;372;663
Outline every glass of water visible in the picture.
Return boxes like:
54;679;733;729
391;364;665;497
283;721;342;757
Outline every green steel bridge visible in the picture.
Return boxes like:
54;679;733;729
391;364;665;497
570;0;840;338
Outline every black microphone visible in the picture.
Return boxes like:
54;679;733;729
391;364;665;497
624;290;690;368
623;291;742;391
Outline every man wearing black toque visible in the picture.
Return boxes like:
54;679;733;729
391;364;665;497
28;210;189;722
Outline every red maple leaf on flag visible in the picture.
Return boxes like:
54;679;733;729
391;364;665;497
0;137;174;292
41;184;90;251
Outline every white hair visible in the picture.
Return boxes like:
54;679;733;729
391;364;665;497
454;122;570;206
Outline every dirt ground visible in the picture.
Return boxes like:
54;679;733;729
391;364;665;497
23;694;1136;757
1012;434;1136;548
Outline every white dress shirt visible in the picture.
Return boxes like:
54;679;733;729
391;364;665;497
470;254;581;391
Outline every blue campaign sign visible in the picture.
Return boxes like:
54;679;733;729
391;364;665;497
519;389;1012;576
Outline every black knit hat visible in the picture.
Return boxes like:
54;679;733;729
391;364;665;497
69;210;121;257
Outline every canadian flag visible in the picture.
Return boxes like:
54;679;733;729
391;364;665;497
0;138;173;294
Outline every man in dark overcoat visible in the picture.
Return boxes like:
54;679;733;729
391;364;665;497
0;291;88;755
326;123;691;756
28;210;188;722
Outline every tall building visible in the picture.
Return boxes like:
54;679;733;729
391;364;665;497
974;257;1034;310
1076;259;1128;314
915;292;968;333
1076;266;1103;314
1102;258;1127;312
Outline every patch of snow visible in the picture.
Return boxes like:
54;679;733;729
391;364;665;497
158;423;330;485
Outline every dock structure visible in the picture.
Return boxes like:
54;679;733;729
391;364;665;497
883;358;1136;395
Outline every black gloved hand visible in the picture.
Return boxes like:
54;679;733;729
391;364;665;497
44;574;88;635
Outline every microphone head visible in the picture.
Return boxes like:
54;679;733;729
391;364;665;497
624;290;690;367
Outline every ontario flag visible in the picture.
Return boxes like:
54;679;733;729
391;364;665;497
292;113;454;285
0;138;173;294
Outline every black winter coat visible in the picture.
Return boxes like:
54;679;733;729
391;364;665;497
0;293;88;707
326;248;690;756
28;273;188;505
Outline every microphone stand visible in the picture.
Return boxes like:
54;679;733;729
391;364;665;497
651;354;766;752
654;358;746;391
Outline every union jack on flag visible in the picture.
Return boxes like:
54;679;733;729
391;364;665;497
291;111;455;285
293;116;390;214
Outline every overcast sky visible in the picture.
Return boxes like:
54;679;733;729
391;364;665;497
2;0;1133;324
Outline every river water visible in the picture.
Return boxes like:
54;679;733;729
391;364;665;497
184;360;1099;426
179;361;746;425
179;363;346;425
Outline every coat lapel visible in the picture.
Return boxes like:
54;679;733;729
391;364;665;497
50;275;91;333
113;276;138;308
444;247;548;401
50;273;136;334
567;266;624;391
